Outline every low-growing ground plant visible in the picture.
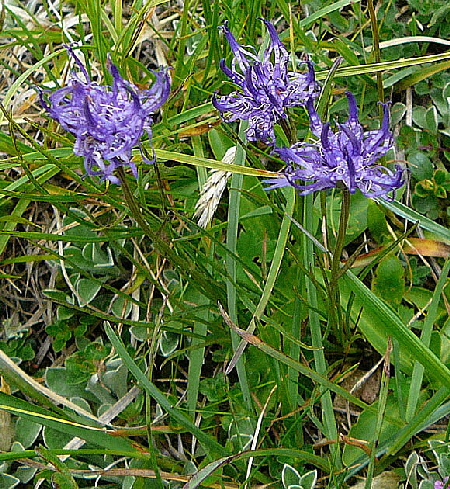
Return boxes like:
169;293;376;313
1;0;450;488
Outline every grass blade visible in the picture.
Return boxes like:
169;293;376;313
377;198;450;241
104;322;228;458
341;271;450;386
0;392;135;452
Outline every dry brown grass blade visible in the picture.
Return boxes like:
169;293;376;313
346;238;450;268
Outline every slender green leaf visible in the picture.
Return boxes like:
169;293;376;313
405;260;450;421
377;198;450;241
341;271;450;386
220;307;402;424
0;392;135;452
155;149;278;178
184;448;329;489
104;322;228;458
316;51;450;80
299;0;361;29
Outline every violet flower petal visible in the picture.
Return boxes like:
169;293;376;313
39;47;171;184
213;19;320;143
268;92;404;199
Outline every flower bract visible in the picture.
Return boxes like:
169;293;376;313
267;92;404;199
39;46;171;184
212;19;320;144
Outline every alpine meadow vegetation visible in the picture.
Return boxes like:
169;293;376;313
1;1;450;488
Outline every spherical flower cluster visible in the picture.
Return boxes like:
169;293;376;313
212;19;320;144
212;20;403;199
267;93;404;199
39;46;171;184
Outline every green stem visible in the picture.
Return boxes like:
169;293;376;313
174;0;190;84
365;340;391;489
118;168;159;234
187;136;210;420
367;0;384;107
327;187;351;340
117;168;164;487
304;192;341;468
117;168;226;305
330;187;351;284
226;131;253;411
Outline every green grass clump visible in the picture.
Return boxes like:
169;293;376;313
1;1;450;488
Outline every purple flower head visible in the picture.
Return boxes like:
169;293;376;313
212;19;320;144
267;92;404;199
435;477;449;489
39;45;171;184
